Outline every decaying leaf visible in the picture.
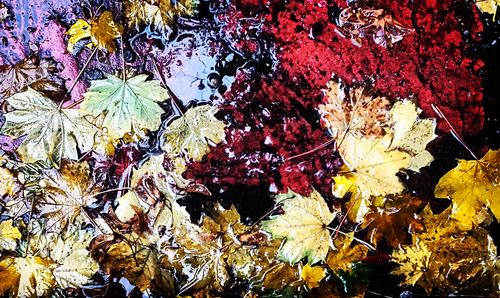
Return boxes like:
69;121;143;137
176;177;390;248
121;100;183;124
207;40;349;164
1;89;98;165
162;105;226;162
300;263;326;289
81;74;170;140
476;0;500;20
261;189;337;264
0;220;21;251
66;11;125;53
392;205;498;294
318;77;391;139
336;5;414;47
0;57;65;101
434;149;500;228
125;0;198;35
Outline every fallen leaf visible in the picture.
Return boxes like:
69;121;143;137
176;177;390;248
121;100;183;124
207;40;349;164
476;0;500;20
318;77;391;139
326;233;368;273
0;167;20;197
0;220;21;251
81;74;170;139
338;133;411;198
300;263;326;289
125;0;198;35
434;149;500;229
0;256;55;297
66;11;125;53
0;57;66;101
261;189;337;264
1;88;98;165
162;105;226;161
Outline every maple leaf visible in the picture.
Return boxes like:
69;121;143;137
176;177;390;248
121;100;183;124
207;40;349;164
81;74;170;140
0;57;66;101
338;133;411;198
362;194;425;248
476;0;500;20
162;105;226;162
392;205;498;294
27;160;98;232
125;0;198;35
434;149;500;228
0;256;55;297
0;220;21;251
300;263;326;289
326;233;368;273
1;89;98;165
318;77;391;139
389;101;436;171
66;11;125;53
260;189;337;264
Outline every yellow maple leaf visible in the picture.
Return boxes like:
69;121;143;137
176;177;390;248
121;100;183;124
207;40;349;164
338;133;411;198
476;0;500;20
67;11;124;53
0;220;21;251
300;263;326;289
0;168;20;197
326;233;368;273
0;256;56;297
434;149;500;228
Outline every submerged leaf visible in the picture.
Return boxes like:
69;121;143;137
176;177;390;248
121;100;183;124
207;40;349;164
0;257;55;297
162;105;226;161
0;220;21;251
81;74;170;140
261;190;337;264
326;233;368;273
1;89;98;165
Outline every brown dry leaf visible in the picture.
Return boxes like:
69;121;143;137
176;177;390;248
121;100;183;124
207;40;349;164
434;149;500;229
67;11;124;53
0;57;65;101
318;77;391;139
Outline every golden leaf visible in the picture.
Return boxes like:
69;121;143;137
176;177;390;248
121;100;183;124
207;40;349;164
434;149;500;228
300;264;326;289
0;167;20;197
0;256;55;297
326;233;368;273
67;11;124;53
0;220;21;251
476;0;500;20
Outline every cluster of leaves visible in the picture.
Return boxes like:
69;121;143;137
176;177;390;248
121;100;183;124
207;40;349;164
0;2;498;297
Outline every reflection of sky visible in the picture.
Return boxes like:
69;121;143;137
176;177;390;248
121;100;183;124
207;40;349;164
151;34;234;106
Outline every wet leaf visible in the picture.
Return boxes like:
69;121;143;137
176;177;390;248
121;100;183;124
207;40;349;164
0;167;20;197
1;89;98;165
67;11;125;53
0;57;66;101
0;256;55;297
0;220;21;251
434;149;500;228
337;133;411;198
326;233;368;274
125;0;198;34
261;189;337;264
162;105;226;162
81;74;170;140
300;263;326;289
476;0;500;20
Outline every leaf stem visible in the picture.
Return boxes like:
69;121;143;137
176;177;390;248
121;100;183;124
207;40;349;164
431;104;478;160
59;46;98;109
